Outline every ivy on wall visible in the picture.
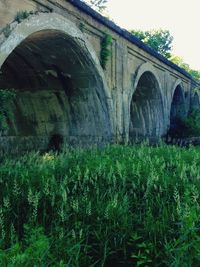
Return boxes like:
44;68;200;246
100;33;112;70
79;21;86;32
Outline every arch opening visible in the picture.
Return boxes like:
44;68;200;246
168;85;186;137
0;29;112;152
129;71;164;142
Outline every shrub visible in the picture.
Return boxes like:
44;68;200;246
184;107;200;136
168;107;200;138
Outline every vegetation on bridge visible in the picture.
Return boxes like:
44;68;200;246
130;29;173;59
82;0;107;12
0;145;200;266
82;0;200;83
100;33;112;69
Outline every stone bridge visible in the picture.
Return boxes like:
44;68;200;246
0;0;199;153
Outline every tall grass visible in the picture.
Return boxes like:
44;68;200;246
0;144;200;266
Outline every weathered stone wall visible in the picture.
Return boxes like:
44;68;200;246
0;0;199;153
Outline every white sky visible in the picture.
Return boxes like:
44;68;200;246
106;0;200;70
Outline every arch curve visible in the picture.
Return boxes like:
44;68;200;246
0;13;113;152
168;80;187;137
128;63;165;142
171;79;184;99
0;13;111;100
130;62;162;99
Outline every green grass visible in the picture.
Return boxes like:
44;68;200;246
0;144;200;266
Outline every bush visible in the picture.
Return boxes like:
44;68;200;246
184;107;200;136
0;145;200;266
168;107;200;138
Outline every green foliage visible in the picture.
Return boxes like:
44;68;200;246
100;33;112;70
14;11;31;23
184;107;200;136
130;29;173;58
189;70;200;82
82;0;107;12
168;107;200;138
0;145;200;265
0;89;16;132
170;55;190;71
130;29;200;81
2;25;11;38
129;233;153;266
164;187;200;266
0;226;50;266
79;21;86;32
170;55;200;82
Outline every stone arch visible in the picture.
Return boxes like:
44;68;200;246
171;79;184;99
0;13;113;152
129;63;165;142
131;62;162;96
168;80;186;137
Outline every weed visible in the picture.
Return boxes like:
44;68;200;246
2;25;11;38
15;11;31;23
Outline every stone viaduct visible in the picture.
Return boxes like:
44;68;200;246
0;0;199;153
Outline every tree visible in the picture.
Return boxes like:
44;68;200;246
130;29;173;58
170;55;190;71
82;0;107;12
130;29;200;82
170;55;200;82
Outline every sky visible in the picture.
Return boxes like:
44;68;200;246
105;0;200;70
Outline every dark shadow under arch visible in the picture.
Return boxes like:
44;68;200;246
129;71;164;143
168;85;186;137
0;29;112;151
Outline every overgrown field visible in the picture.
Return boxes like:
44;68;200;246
0;144;200;266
